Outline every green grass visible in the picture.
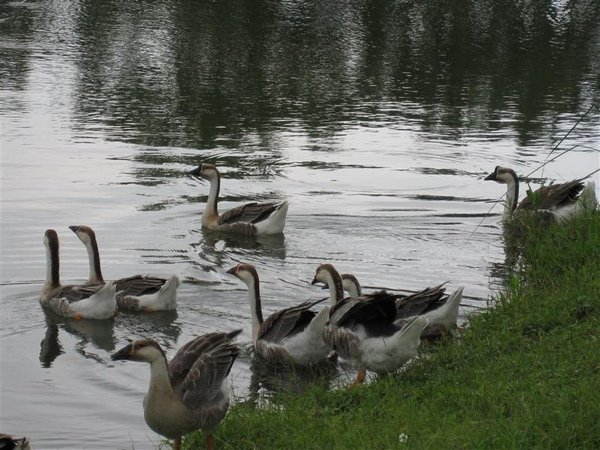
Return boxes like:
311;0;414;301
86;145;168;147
185;211;600;449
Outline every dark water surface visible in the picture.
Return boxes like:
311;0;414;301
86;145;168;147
1;1;599;448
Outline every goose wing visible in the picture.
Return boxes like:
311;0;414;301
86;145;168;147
394;283;448;318
518;179;584;210
258;298;326;344
169;330;242;392
329;291;397;328
115;275;166;296
218;201;283;225
50;284;105;303
178;334;241;409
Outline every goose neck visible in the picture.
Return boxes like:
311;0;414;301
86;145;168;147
85;235;104;284
46;241;60;288
245;275;264;344
148;355;175;396
505;171;519;218
205;174;221;217
325;270;344;305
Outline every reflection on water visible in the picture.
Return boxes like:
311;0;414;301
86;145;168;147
1;0;599;448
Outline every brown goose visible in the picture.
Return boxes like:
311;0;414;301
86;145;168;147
111;330;241;450
312;264;428;385
188;163;288;235
484;166;597;222
226;263;330;366
68;225;180;312
40;229;116;320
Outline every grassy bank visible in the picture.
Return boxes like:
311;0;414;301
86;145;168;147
186;211;600;449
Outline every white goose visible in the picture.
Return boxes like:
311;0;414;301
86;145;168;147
112;330;241;450
68;225;180;312
188;163;288;235
335;273;463;338
484;166;597;222
40;229;116;320
312;264;428;385
226;263;330;366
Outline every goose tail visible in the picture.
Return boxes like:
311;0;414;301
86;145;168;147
580;181;597;210
158;275;180;309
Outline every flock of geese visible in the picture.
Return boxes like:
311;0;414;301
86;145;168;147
30;163;596;450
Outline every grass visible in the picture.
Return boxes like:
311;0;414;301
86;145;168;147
184;211;600;449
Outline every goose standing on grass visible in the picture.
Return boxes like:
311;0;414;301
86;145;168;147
330;271;463;338
111;330;241;450
40;229;116;320
68;225;180;312
311;264;428;385
484;166;597;222
226;263;331;366
188;163;289;235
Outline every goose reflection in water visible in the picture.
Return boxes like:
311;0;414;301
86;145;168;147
191;228;287;267
39;310;116;367
246;351;337;403
39;310;181;367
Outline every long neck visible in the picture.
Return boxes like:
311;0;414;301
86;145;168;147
84;236;104;284
205;175;221;217
45;243;60;288
325;270;344;306
245;276;264;344
505;172;519;218
147;355;175;396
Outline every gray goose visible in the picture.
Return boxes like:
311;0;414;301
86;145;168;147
312;264;428;385
40;229;116;320
68;225;180;312
188;163;288;235
227;263;330;366
111;330;241;450
484;166;597;222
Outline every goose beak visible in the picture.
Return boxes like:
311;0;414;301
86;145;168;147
68;225;79;233
310;277;320;286
226;266;238;276
484;171;496;181
111;343;133;361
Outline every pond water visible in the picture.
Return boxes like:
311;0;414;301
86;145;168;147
1;1;599;448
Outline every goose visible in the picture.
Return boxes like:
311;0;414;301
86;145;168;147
484;166;597;222
340;273;462;337
111;330;241;450
68;225;180;312
188;163;288;235
312;264;428;385
226;263;330;366
0;433;31;450
40;229;117;320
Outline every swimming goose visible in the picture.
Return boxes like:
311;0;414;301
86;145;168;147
484;166;597;222
68;225;180;312
329;270;462;338
111;330;241;450
226;263;330;366
312;264;428;385
188;163;288;235
40;229;117;320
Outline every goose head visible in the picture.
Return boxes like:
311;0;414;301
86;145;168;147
68;224;96;245
112;339;166;364
311;264;345;304
226;263;259;287
188;163;219;181
484;166;518;184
